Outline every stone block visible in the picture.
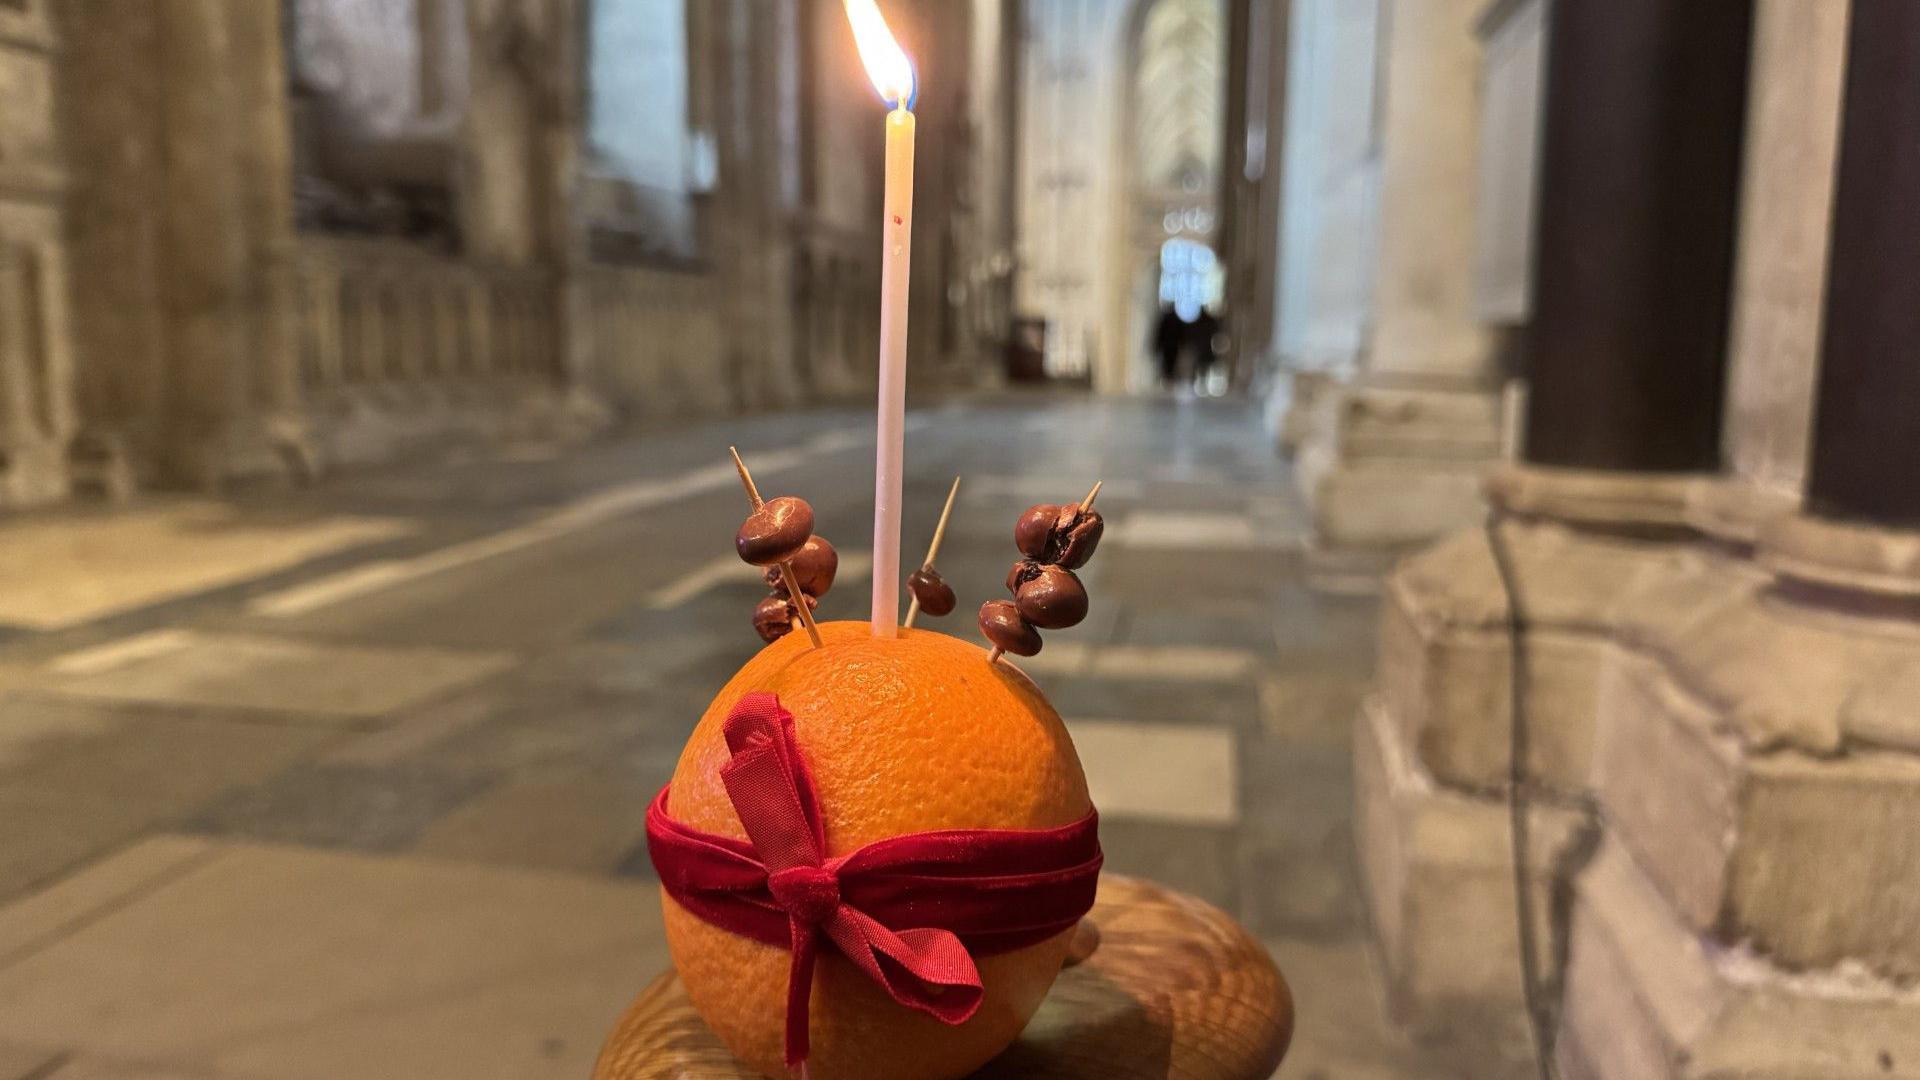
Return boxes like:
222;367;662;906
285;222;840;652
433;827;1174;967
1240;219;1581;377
1589;652;1745;931
1338;386;1504;461
1596;605;1920;982
1729;750;1920;982
1558;837;1920;1080
1353;696;1593;1028
0;837;667;1080
1312;461;1490;550
1378;586;1605;793
1379;524;1753;792
1291;382;1504;552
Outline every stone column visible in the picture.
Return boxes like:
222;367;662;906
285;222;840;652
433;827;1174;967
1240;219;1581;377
153;0;256;486
1802;0;1920;531
462;0;544;269
1763;0;1920;592
1285;0;1503;579
1350;0;1761;1061
1707;0;1850;539
227;0;310;466
57;0;305;490
1520;1;1752;475
0;0;75;505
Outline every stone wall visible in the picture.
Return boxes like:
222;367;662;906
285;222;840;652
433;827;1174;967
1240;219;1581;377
32;0;1004;497
1015;0;1140;389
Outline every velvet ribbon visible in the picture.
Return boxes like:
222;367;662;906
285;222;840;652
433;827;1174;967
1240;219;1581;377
646;692;1103;1068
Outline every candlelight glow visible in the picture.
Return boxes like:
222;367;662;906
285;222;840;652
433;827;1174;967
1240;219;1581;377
844;0;915;108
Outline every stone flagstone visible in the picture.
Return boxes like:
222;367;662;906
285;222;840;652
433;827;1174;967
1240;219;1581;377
0;504;410;630
33;632;513;721
0;838;666;1080
1067;718;1237;826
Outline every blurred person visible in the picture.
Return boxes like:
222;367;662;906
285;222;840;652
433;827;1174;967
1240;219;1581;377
1188;305;1223;394
1152;301;1190;387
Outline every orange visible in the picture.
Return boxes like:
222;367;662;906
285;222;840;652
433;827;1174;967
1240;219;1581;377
662;620;1092;1080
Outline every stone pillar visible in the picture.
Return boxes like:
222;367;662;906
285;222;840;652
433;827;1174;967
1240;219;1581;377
704;0;807;412
1284;0;1503;580
1553;12;1920;1075
1802;0;1920;531
462;0;545;268
61;0;306;490
1521;1;1752;475
1708;0;1850;538
154;0;258;486
1366;0;1495;386
0;0;75;505
1352;3;1796;1068
1760;0;1920;594
228;0;310;468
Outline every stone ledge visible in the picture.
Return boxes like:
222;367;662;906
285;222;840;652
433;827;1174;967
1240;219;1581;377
1761;512;1920;599
1311;463;1490;550
1338;384;1504;462
1558;838;1920;1080
1378;588;1606;793
1487;464;1707;531
1354;695;1594;1027
1381;525;1701;790
1681;477;1798;548
1390;520;1920;756
1290;378;1504;557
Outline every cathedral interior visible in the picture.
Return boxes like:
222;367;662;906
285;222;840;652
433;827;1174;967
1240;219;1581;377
0;1;1916;1078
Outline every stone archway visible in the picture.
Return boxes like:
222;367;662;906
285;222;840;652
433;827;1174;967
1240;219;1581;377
1108;0;1226;394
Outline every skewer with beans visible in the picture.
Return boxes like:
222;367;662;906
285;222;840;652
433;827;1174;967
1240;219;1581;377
903;477;962;628
979;481;1104;661
729;448;831;648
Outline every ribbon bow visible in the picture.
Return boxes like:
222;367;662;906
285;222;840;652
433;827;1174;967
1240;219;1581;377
647;693;1102;1068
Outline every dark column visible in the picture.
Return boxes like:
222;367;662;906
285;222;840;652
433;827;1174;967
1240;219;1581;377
1804;0;1920;528
1522;0;1754;472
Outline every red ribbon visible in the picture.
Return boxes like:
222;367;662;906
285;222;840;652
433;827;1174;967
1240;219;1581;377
647;692;1102;1068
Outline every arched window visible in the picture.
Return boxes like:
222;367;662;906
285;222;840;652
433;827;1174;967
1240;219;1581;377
1159;237;1221;321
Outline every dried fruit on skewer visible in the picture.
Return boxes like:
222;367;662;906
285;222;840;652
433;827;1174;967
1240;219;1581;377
904;476;962;628
730;447;829;647
981;481;1104;661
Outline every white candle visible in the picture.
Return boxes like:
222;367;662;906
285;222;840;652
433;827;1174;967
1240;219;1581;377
845;0;917;638
871;106;915;636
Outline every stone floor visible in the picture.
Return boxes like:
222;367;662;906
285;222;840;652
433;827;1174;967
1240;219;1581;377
0;394;1504;1079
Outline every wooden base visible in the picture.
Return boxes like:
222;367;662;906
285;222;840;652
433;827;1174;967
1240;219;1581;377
594;875;1292;1079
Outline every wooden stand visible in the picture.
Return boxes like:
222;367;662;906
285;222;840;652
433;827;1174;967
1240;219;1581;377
593;875;1292;1079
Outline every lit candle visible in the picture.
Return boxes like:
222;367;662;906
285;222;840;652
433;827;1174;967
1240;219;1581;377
845;0;916;638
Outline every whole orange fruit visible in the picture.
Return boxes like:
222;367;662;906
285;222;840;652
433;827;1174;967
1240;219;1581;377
662;620;1092;1080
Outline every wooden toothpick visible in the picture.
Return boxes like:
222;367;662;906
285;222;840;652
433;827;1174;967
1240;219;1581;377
728;446;763;508
729;446;823;648
904;476;962;629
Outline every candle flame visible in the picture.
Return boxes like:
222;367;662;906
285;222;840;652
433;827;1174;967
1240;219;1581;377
844;0;915;109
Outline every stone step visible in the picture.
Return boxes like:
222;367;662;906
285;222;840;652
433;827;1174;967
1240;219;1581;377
1559;837;1920;1080
1595;649;1920;985
1353;694;1594;1031
1379;520;1920;984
